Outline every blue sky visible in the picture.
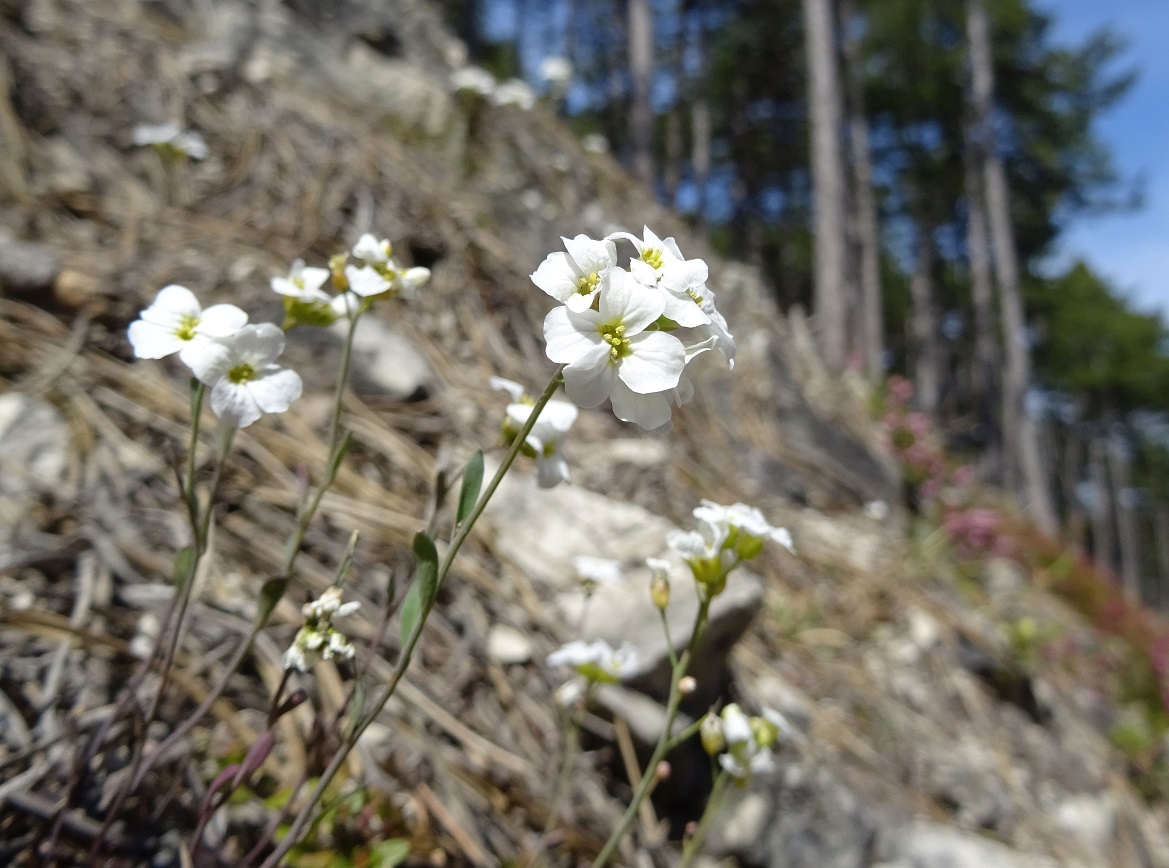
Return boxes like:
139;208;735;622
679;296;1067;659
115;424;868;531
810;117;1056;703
1042;0;1169;319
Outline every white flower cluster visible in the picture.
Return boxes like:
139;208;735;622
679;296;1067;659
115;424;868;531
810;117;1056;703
667;499;794;597
132;121;209;160
539;56;573;96
283;587;361;673
491;376;578;488
128;286;302;429
547;639;639;699
700;703;785;782
450;66;537;110
536;227;736;430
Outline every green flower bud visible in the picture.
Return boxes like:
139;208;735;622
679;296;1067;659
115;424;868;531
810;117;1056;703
700;713;725;756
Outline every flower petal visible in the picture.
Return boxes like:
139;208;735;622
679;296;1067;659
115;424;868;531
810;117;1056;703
185;339;233;384
563;347;618;407
536;453;569;488
128;320;184;359
346;265;391;297
599;268;664;335
609;380;673;429
490;376;526;401
141;284;201;326
210;380;262;428
562;234;616;276
544;305;602;363
619;331;685;394
233;323;285;366
249;367;303;414
531;252;578;303
198;304;249;337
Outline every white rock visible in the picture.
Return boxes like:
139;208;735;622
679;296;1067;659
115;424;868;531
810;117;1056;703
486;624;533;665
340;316;432;400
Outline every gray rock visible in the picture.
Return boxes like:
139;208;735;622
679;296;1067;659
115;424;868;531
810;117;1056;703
897;822;1059;868
340;315;432;400
485;624;533;665
0;230;61;295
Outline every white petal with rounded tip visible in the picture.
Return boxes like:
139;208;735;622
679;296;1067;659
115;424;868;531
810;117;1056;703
562;234;616;276
544;305;602;363
618;331;685;393
609;380;672;429
345;265;391;297
490;376;526;401
563;347;618;407
211;380;262;428
604;230;643;252
629;259;658;285
531;252;577;302
300;266;331;292
536;453;569;488
352;234;388;263
128;320;184;359
186;340;233;385
660;259;709;293
232;323;285;366
658;289;710;327
141;285;201;326
400;267;431;293
198;304;248;337
539;399;578;431
599;269;663;334
248;368;302;413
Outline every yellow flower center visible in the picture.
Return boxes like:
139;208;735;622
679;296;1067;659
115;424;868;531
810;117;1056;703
641;247;664;270
227;363;256;384
600;323;631;362
174;314;200;342
575;271;600;296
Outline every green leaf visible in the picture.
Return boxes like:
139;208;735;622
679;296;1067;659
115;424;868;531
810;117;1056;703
172;546;195;589
412;531;439;606
456;450;484;525
398;582;422;649
370;840;411;867
257;577;288;626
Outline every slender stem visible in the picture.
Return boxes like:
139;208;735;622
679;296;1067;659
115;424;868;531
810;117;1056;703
680;768;731;868
529;692;587;867
132;313;362;791
590;597;712;868
259;366;567;868
658;607;679;671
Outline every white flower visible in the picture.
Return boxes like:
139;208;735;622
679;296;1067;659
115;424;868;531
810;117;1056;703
581;133;609;154
132;122;208;160
284;587;361;672
509;399;578;487
694;500;795;554
573;555;623;588
717;704;777;781
539;56;573;87
547;640;639;683
660;259;736;363
271;259;331;303
492;79;536;110
544;268;686;430
345;264;392;298
608;225;686;285
451;65;497;97
128;284;248;366
187;323;303;428
531;234;618;313
352;233;391;265
303;586;360;620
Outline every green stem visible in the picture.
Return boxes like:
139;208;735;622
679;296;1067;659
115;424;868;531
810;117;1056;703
590;597;712;868
259;365;567;868
680;768;731;868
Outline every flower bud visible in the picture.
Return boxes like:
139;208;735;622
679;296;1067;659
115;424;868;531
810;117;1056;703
700;713;725;756
329;253;349;291
677;676;696;696
650;574;670;611
653;761;671;783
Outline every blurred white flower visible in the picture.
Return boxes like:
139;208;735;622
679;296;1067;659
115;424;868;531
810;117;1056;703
352;233;392;265
492;79;536;110
717;703;778;781
271;259;331;303
581;133;609;154
492;376;578;487
451;65;497;97
539;56;573;86
693;500;795;555
573;555;623;588
128;284;247;367
132;121;209;160
284;586;361;672
344;264;392;298
187;323;303;428
547;639;639;683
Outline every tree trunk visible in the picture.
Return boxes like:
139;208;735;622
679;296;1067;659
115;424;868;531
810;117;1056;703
690;1;711;229
802;0;849;370
627;0;655;187
965;0;1057;534
1089;435;1115;577
962;114;1001;475
910;217;941;414
1108;432;1142;601
839;0;883;381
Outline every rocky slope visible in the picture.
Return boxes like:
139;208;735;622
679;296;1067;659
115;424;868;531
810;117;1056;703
0;0;1167;865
